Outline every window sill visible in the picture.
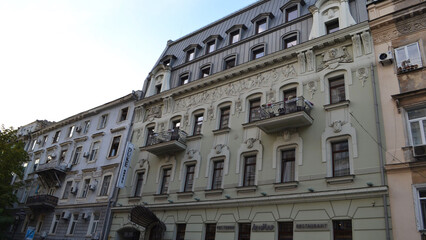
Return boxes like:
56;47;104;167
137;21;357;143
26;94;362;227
236;185;257;193
177;191;194;198
74;136;88;142
274;181;299;190
91;132;105;138
96;196;109;201
242;122;257;129
397;66;423;75
153;194;169;200
186;134;203;141
127;196;141;201
213;127;231;135
323;100;350;111
204;188;223;197
325;175;355;184
110;126;126;133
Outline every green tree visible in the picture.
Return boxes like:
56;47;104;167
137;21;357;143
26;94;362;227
0;126;28;238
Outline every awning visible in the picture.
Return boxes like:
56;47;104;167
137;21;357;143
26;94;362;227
130;205;165;229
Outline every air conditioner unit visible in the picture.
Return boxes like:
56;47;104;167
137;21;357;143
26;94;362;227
75;126;82;133
378;51;393;66
70;186;78;195
413;145;426;158
61;211;71;220
89;184;97;191
82;212;91;220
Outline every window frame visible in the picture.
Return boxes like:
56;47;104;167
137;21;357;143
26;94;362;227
99;174;112;196
67;213;79;235
224;55;237;70
133;171;145;197
248;98;261;123
186;48;195;62
200;64;212;78
238;223;251;240
49;214;60;234
251;45;265;60
282;33;298;49
329;76;346;104
326;19;340;34
278;222;293;240
52;130;61;143
108;135;121;158
211;159;224;190
395;42;423;70
179;73;190;86
204;223;217;240
406;107;426;146
83;120;91;134
145;125;155;146
192;112;204;135
87;212;100;236
62;180;73;199
413;184;426;230
205;40;216;54
229;30;241;45
280;149;296;183
72;146;82;165
285;5;298;22
332;220;352;240
118;107;129;122
176;224;186;240
219;106;231;130
68;125;75;138
243;155;257;187
89;141;101;162
160;167;171;194
255;18;267;34
183;164;196;192
98;114;108;129
80;178;91;198
331;140;350;177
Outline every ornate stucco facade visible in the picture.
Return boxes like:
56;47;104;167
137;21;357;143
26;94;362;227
110;0;391;239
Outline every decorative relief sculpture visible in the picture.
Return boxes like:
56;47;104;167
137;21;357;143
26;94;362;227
352;34;362;57
317;46;353;72
374;18;426;43
135;129;142;141
283;130;292;141
330;120;344;133
361;31;372;55
266;88;275;103
159;122;165;132
215;144;226;154
307;80;317;100
187;149;197;159
356;68;368;87
282;64;297;79
325;8;336;19
207;105;214;121
235;98;243;116
144;105;162;122
163;97;174;114
183;113;189;127
306;50;315;72
298;52;306;73
245;138;257;149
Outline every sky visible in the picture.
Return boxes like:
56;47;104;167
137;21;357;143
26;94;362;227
0;0;258;129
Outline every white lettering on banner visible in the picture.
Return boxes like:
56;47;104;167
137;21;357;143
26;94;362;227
117;142;134;188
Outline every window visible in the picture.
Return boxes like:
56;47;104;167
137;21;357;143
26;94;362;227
67;214;79;235
180;74;189;86
206;40;216;54
414;186;426;230
89;141;100;162
243;155;256;186
34;158;40;171
333;220;352;240
407;108;426;145
108;136;121;158
81;178;90;198
205;223;216;240
88;213;100;236
395;42;423;71
249;98;261;122
278;222;293;240
35;215;44;233
286;5;298;22
163;59;171;66
72;146;82;165
98;114;108;129
146;126;155;146
193;113;204;135
219;106;230;129
68;125;75;138
283;88;297;101
211;160;224;190
52;131;61;143
160;168;171;194
83;121;91;133
229;30;240;44
281;149;295;183
200;65;211;78
186;49;195;62
251;46;265;60
133;172;144;197
155;84;162;94
176;224;186;240
255;18;267;34
50;214;60;234
42;135;48;147
184;164;195;192
31;140;37;151
224;56;236;70
326;19;339;34
59;149;67;162
283;35;297;49
99;175;111;196
62;181;72;199
329;77;345;104
172;119;181;130
331;141;350;177
119;107;129;122
238;223;251;240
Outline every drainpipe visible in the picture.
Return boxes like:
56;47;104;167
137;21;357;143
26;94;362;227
101;95;138;240
371;63;391;240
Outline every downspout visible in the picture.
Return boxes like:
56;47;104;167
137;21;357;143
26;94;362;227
371;63;391;240
101;95;138;240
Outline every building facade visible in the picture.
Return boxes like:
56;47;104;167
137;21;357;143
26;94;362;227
367;0;426;239
9;93;138;240
110;0;391;239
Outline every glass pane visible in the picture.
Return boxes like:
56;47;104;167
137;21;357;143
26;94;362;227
408;108;426;120
395;47;407;67
411;122;422;145
407;43;422;65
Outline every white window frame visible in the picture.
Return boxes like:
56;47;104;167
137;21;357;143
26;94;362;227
239;152;258;187
326;136;354;178
107;135;121;158
406;107;426;146
210;158;225;190
277;146;298;183
72;146;83;165
68;125;75;138
413;184;426;230
394;42;423;69
191;110;204;136
87;212;100;236
62;180;73;199
182;162;196;192
132;171;145;197
66;213;79;235
83;120;91;134
98;114;108;129
35;214;44;233
88;141;101;162
99;174;112;196
80;178;91;198
118;107;129;122
49;214;60;234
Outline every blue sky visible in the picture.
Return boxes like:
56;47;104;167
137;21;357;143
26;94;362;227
0;0;258;128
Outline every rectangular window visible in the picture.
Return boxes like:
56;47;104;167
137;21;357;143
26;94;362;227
67;214;79;235
206;41;216;54
249;98;261;122
98;115;108;129
72;146;82;165
31;140;37;151
50;214;60;234
89;141;100;161
180;74;189;85
68;125;75;138
83;120;91;133
225;57;236;69
176;224;186;240
42;135;48;147
243;156;256;186
283;88;297;101
252;47;265;60
326;19;340;34
201;66;211;78
415;188;426;230
333;220;352;240
286;5;298;22
229;30;240;44
395;42;423;70
155;84;162;94
52;131;61;143
100;175;111;196
184;164;195;192
211;160;224;190
219;107;230;129
60;149;67;162
108;136;121;158
134;172;145;197
160;168;171;194
193;114;203;135
205;223;216;240
146;127;155;146
88;213;100;235
119;107;129;122
186;49;195;62
284;35;297;49
34;158;40;171
329;77;345;104
407;108;426;145
81;179;90;198
62;181;72;199
281;150;295;183
278;222;293;240
35;215;44;233
255;18;267;34
238;223;251;240
332;141;350;177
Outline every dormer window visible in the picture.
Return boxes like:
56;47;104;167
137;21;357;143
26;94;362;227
155;84;162;94
224;55;237;70
326;19;339;34
200;64;211;78
206;41;215;54
251;13;274;35
160;54;177;67
180;73;189;86
280;0;305;23
283;33;298;49
183;44;201;62
251;45;265;60
203;35;223;55
286;5;298;22
226;24;247;45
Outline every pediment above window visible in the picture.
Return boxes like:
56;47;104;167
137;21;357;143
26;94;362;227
250;12;274;23
203;35;223;44
225;24;247;34
280;0;305;12
183;44;202;52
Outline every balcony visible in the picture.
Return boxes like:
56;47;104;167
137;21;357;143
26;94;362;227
35;160;67;188
26;194;58;210
140;129;187;156
254;97;314;134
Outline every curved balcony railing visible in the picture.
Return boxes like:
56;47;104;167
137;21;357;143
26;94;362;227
258;97;313;120
26;194;58;209
142;129;188;156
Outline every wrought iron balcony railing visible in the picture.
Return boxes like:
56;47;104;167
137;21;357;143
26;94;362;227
26;194;58;209
146;129;187;147
258;97;313;120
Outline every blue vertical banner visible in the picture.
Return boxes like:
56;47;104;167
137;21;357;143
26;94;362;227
25;227;35;240
117;142;134;188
